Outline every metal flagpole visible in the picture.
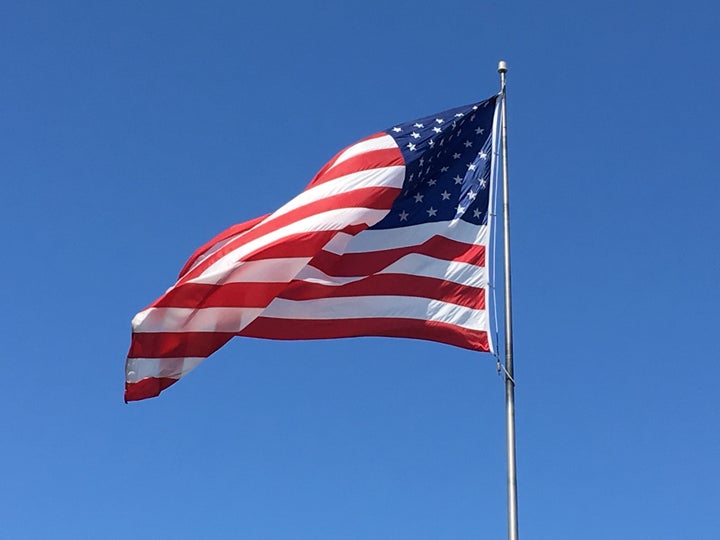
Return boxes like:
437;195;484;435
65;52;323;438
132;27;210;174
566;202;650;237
497;59;519;540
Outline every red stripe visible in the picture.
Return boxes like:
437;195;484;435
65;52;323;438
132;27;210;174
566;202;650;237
306;133;399;188
240;224;367;262
309;236;485;277
310;148;404;186
241;317;490;352
310;133;387;176
279;274;486;309
125;377;178;402
151;274;485;310
154;281;287;309
130;316;490;361
128;332;234;359
178;214;268;279
179;185;399;283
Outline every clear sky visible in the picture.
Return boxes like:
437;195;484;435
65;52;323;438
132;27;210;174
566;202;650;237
2;1;719;538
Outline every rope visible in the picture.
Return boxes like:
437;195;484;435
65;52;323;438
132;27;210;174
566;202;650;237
489;112;504;382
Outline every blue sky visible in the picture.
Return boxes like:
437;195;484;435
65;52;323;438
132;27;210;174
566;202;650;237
2;1;719;538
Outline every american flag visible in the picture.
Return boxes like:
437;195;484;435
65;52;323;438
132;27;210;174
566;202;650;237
126;95;499;401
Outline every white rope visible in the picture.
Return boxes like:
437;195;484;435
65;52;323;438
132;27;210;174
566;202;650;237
489;100;504;381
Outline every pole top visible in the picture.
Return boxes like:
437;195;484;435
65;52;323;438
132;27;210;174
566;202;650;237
498;60;508;74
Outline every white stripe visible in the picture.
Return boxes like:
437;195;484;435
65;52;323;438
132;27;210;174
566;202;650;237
262;296;488;331
196;257;312;285
133;306;264;333
133;294;488;334
381;255;488;286
323;220;489;254
184;236;235;276
188;207;391;285
126;357;204;383
328;134;398;170
292;265;363;285
297;255;487;287
269;166;404;221
182;250;487;289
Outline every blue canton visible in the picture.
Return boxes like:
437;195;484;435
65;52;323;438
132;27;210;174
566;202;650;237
370;95;497;230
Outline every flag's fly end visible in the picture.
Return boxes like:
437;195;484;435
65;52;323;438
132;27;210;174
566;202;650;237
125;377;177;402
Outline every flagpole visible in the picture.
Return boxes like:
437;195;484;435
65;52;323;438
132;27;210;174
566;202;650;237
498;59;519;540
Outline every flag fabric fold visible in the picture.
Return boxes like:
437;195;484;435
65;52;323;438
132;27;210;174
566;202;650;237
126;95;499;401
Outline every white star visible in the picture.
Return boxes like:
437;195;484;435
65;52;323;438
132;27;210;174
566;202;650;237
475;127;485;134
479;178;488;189
468;190;477;200
407;142;416;151
419;157;424;167
454;175;463;184
432;127;442;134
413;193;424;203
440;166;449;172
411;132;421;139
456;204;466;214
464;140;472;148
428;139;435;147
455;113;464;117
473;208;482;219
467;163;477;171
392;127;402;132
470;114;476;121
435;118;444;124
427;207;438;217
472;106;478;110
441;190;451;200
399;210;409;221
428;178;437;186
453;152;461;159
479;151;488;160
414;123;424;128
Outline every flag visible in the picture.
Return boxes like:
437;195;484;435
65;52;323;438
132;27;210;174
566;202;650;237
126;95;500;401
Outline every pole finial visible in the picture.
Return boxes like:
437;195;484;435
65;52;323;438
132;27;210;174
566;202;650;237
498;60;508;74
